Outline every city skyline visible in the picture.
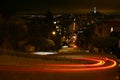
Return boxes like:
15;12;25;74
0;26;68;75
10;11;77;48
1;0;120;14
16;0;120;14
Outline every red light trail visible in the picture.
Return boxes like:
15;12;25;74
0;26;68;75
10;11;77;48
37;58;105;67
0;57;117;72
34;57;117;72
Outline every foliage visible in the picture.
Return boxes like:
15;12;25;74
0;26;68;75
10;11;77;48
28;37;55;51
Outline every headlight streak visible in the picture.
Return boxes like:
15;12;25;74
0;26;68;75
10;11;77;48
31;52;57;55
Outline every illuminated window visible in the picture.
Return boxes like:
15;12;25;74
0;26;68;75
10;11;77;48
111;27;113;32
93;7;96;14
53;21;57;24
56;26;59;29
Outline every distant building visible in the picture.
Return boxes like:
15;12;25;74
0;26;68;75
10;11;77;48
95;18;120;37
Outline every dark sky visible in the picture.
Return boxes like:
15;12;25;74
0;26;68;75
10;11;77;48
1;0;120;14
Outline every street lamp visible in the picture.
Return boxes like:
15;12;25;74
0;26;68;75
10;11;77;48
52;31;56;35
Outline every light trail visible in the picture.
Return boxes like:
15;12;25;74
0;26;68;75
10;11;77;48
34;57;117;72
31;52;57;55
0;57;117;72
37;58;105;67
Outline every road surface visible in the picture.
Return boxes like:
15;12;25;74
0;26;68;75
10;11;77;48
0;48;119;80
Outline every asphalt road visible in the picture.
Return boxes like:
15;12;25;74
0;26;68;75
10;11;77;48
0;48;119;80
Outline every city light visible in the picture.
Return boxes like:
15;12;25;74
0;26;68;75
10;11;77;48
53;21;57;24
111;27;114;32
52;31;56;35
56;26;59;29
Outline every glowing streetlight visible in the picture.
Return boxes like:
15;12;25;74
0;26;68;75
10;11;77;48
52;31;56;35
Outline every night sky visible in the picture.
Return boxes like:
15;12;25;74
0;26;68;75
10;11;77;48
1;0;120;14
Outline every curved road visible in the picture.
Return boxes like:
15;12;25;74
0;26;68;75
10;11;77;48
0;48;119;80
0;56;117;72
